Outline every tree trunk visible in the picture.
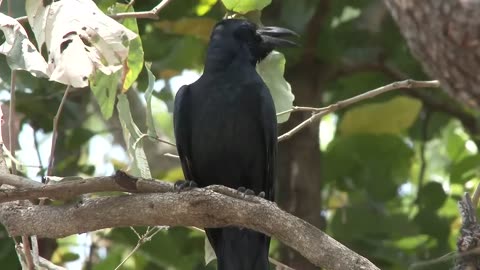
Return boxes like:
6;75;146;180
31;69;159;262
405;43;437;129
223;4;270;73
384;0;480;107
277;63;325;269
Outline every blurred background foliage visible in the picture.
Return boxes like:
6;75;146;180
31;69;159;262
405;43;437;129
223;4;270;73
0;0;478;269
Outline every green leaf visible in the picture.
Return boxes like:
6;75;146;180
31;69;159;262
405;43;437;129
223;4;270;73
417;182;447;211
256;51;295;123
331;206;389;237
144;65;158;138
324;134;414;201
414;209;451;241
204;237;216;265
221;0;271;13
61;252;80;262
114;3;145;92
393;235;429;250
450;154;480;184
117;94;151;178
90;70;121;119
339;96;422;135
196;0;219;15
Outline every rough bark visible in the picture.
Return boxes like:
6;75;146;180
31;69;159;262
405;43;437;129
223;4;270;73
0;173;380;270
384;0;480;108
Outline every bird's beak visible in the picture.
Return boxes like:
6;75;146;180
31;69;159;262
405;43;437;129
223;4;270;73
257;26;299;47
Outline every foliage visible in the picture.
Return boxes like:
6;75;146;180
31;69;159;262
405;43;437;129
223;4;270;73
0;0;477;269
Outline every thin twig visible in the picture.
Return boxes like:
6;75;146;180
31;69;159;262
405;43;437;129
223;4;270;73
133;134;176;149
9;71;17;174
114;226;166;270
16;0;174;23
276;106;329;117
47;86;71;177
278;79;441;142
164;153;180;159
33;128;44;170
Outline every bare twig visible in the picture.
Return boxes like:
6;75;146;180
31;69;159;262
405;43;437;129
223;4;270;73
114;226;166;270
9;71;17;174
0;182;380;270
276;106;329;117
133;134;176;149
47;86;71;177
33;128;44;170
278;79;441;142
16;0;174;23
164;153;180;159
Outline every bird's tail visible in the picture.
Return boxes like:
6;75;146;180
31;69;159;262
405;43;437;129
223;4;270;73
206;227;270;270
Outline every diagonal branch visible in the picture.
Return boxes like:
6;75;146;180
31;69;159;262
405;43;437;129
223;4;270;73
0;172;380;270
278;79;441;141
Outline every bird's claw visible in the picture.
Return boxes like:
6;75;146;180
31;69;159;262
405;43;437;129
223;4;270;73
174;180;198;191
237;187;263;197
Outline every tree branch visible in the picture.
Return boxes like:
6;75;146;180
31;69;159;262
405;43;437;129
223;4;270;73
278;79;441;141
16;0;174;23
0;172;380;270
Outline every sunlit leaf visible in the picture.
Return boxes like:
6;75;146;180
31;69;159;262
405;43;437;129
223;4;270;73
117;94;151;178
256;51;295;123
196;0;218;16
393;235;429;250
0;13;48;77
113;3;144;92
339;96;422;135
25;0;137;87
204;237;216;265
221;0;271;14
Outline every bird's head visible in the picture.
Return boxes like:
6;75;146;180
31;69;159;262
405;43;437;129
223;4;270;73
206;19;298;68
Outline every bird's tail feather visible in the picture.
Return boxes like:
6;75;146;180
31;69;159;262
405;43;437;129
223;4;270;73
206;227;270;270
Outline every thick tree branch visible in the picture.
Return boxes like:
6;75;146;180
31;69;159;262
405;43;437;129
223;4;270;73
0;173;380;270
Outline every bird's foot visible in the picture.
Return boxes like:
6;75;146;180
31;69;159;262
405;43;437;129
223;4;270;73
174;180;198;191
237;187;265;198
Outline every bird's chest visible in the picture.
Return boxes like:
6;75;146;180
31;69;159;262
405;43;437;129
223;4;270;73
190;84;263;161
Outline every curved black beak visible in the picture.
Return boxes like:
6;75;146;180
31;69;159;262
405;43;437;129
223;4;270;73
257;26;299;47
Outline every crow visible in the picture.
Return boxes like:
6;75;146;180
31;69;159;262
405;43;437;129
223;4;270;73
173;18;297;270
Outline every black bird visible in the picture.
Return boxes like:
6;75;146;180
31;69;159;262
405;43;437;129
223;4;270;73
173;19;297;270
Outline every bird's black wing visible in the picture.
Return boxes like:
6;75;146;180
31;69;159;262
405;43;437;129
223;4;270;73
173;85;195;181
260;87;278;201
